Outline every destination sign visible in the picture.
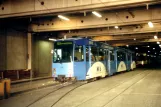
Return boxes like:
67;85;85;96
56;42;73;45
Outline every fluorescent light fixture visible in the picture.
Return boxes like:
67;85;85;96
155;53;157;54
134;38;136;40
135;47;138;49
154;35;158;39
148;21;154;28
157;41;160;44
115;26;119;29
49;38;56;41
160;51;161;52
147;55;149;56
126;45;129;47
92;11;102;18
147;45;150;47
148;51;150;52
153;48;155;50
58;15;70;21
159;45;161;47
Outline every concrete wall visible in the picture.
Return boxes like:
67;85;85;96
0;27;28;71
32;35;53;77
6;29;27;70
0;20;53;78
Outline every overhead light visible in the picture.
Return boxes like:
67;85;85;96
154;35;158;39
148;21;154;28
49;38;56;41
92;11;102;18
160;51;161;52
115;26;119;29
134;38;136;40
155;53;157;54
135;47;138;49
153;48;155;50
147;55;149;56
147;45;150;47
159;45;161;47
148;51;150;52
157;41;160;44
58;15;70;21
126;45;129;47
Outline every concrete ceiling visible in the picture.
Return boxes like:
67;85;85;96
1;0;161;47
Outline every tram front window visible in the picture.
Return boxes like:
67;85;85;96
53;41;73;63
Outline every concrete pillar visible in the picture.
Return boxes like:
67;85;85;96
27;33;32;79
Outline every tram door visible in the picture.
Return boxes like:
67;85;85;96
73;45;86;80
109;50;116;75
104;49;109;75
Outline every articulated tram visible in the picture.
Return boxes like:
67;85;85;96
52;38;136;81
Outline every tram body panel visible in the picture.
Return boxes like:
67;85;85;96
52;63;73;78
127;61;131;71
74;62;86;80
131;61;136;69
86;62;107;79
110;61;117;75
117;61;127;72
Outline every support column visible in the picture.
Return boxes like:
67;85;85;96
27;33;32;80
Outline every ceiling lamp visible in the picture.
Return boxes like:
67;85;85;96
49;38;56;41
134;38;136;40
148;51;150;52
58;15;70;21
115;26;119;29
126;45;129;47
157;41;160;44
147;45;150;47
154;35;158;39
135;47;138;49
92;11;102;18
148;21;154;28
153;48;155;50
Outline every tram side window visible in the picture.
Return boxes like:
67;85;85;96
110;51;114;61
86;47;89;61
98;48;105;61
117;52;126;61
74;45;84;61
91;47;98;61
128;54;131;61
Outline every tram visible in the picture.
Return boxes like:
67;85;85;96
52;38;135;81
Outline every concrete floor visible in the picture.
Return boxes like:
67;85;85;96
1;69;161;107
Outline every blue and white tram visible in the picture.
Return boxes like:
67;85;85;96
52;38;135;81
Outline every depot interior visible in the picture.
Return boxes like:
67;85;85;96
0;1;161;81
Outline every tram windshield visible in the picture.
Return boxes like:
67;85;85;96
53;41;73;63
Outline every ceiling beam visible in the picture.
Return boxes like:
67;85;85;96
58;23;161;38
0;0;161;18
32;6;161;32
92;33;159;41
111;38;161;46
